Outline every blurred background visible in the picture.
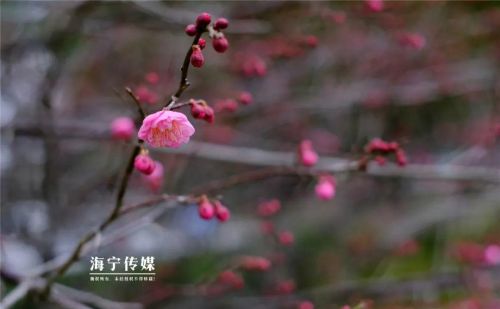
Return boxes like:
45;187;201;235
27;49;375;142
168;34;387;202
1;1;500;308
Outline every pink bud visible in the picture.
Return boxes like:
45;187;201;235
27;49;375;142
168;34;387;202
257;199;281;217
278;231;294;246
298;140;319;167
185;24;197;36
212;36;229;53
142;161;164;192
395;149;408;167
214;99;238;113
190;102;206;119
238;91;253;105
145;72;159;84
315;175;336;201
260;221;274;234
298;301;315;309
196;12;211;28
214;201;230;222
484;245;500;265
240;256;271;271
365;0;383;12
399;33;426;50
110;117;135;141
198;198;215;220
190;46;204;68
275;280;295;294
218;271;243;289
198;38;206;49
375;156;386;166
303;35;318;48
134;154;156;175
214;18;229;30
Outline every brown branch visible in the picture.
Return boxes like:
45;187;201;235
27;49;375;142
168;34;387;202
124;87;146;119
165;31;202;109
41;25;207;297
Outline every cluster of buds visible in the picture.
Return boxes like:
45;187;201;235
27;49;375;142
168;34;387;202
213;91;253;113
110;117;135;141
186;13;229;68
197;195;230;222
239;256;271;271
189;99;215;123
360;138;408;170
297;139;319;167
315;174;336;201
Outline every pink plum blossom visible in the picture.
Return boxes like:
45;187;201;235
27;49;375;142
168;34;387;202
138;110;195;148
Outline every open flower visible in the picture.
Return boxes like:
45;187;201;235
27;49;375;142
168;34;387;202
138;110;195;148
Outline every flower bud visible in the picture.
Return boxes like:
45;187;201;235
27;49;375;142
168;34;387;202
214;201;230;222
298;301;315;309
238;91;253;105
240;256;271;271
142;161;164;192
145;72;159;84
298;140;318;167
196;12;211;29
278;231;294;246
185;24;197;36
110;117;135;141
257;199;281;217
134;154;156;175
395;149;408;167
190;46;204;68
198;38;206;49
198;197;215;220
365;0;383;12
218;271;244;289
315;175;336;201
212;36;229;53
214;18;229;30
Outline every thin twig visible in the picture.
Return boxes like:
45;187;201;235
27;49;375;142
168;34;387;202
124;87;146;119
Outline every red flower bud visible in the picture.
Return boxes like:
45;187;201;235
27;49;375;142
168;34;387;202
134;154;156;175
196;12;211;28
198;38;206;49
298;301;315;309
278;230;294;246
214;201;230;222
185;24;197;36
190;46;204;68
212;36;229;53
240;256;271;271
238;91;253;105
218;271;243;289
214;18;229;30
298;140;318;167
198;197;214;220
257;199;281;217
